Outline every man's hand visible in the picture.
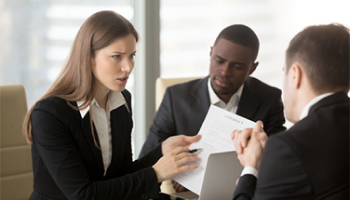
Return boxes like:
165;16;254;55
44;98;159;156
237;132;264;169
171;179;188;192
231;120;267;155
162;135;201;155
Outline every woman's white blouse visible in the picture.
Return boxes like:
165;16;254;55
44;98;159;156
77;91;129;176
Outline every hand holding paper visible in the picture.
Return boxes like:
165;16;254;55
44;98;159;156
171;179;188;193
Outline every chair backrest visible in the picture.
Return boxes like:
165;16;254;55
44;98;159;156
155;77;203;110
155;77;202;196
0;85;33;199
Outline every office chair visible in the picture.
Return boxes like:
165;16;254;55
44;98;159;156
0;85;33;199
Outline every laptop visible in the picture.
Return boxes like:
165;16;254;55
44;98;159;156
166;151;243;200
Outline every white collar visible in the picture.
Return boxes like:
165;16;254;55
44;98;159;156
299;92;333;120
207;78;244;105
77;91;128;118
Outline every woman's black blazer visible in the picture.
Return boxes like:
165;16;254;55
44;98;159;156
29;90;162;200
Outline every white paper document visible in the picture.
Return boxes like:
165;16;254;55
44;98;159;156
173;105;255;195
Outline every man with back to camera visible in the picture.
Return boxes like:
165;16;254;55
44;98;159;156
232;23;349;199
139;24;286;191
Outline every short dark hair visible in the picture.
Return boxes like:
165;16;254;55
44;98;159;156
214;24;260;61
286;23;350;94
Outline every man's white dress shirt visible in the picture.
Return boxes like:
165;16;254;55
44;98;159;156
207;78;244;113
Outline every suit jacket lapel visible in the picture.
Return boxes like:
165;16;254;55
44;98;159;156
107;105;132;176
190;76;211;120
80;111;104;173
236;77;262;119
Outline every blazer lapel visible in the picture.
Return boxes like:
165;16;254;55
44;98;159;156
190;76;211;121
236;77;262;119
80;112;104;172
107;105;132;176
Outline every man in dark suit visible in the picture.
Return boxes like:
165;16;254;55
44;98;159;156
140;24;286;191
232;24;349;200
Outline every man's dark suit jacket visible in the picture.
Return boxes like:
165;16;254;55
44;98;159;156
233;92;350;200
30;90;162;200
140;76;286;157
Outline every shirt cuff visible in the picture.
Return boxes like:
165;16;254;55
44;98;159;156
240;166;258;178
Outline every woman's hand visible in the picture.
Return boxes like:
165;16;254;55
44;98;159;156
161;135;201;155
152;146;199;183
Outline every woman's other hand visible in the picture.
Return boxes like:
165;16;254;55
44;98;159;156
161;135;201;155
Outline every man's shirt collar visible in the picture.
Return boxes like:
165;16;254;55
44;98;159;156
207;78;244;105
299;92;333;120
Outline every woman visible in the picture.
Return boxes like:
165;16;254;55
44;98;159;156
23;10;199;200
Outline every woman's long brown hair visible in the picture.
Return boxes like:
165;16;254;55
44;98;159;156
23;11;138;145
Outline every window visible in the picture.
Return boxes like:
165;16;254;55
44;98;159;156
160;0;350;89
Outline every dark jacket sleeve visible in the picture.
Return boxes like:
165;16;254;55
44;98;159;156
233;174;257;200
139;87;176;157
31;100;162;200
233;136;312;200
